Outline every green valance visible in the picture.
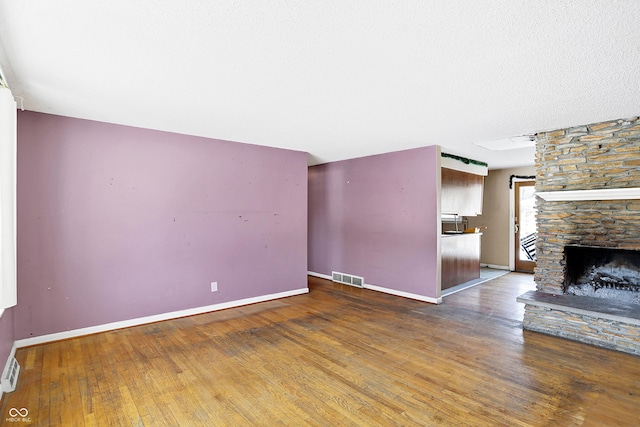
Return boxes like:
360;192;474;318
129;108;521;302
441;152;488;168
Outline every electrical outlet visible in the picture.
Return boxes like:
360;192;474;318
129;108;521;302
210;281;218;292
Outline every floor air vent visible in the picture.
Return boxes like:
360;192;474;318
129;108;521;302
2;357;20;393
332;271;364;288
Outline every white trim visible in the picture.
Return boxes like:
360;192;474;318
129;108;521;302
15;288;309;348
307;271;332;280
364;283;442;304
536;187;640;201
0;88;17;309
436;146;443;298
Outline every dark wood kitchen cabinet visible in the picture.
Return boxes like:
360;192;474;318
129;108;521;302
441;167;484;216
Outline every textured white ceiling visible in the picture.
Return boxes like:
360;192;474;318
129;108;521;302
0;1;638;168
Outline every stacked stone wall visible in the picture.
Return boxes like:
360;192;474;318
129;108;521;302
534;117;640;293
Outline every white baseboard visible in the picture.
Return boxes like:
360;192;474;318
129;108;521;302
307;271;332;280
308;271;441;304
481;264;511;271
364;283;442;304
15;287;309;348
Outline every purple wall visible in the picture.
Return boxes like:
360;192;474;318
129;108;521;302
0;309;14;369
16;111;308;340
308;146;440;298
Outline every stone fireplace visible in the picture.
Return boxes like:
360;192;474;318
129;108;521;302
517;116;640;355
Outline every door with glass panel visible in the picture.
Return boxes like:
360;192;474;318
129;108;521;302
514;181;536;273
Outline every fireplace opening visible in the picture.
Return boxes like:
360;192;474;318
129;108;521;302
564;246;640;304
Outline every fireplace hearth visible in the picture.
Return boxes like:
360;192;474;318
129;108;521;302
564;246;640;304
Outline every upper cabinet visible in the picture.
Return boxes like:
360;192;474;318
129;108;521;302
441;167;484;216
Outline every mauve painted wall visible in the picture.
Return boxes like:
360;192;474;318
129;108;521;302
308;146;440;298
16;111;307;340
0;309;14;369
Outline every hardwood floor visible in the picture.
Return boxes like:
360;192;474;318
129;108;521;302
2;273;639;426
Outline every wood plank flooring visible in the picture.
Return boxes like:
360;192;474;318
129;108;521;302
1;273;639;426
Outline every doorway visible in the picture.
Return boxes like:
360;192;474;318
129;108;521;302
514;181;536;273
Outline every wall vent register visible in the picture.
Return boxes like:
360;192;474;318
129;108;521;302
2;357;20;393
332;272;364;288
